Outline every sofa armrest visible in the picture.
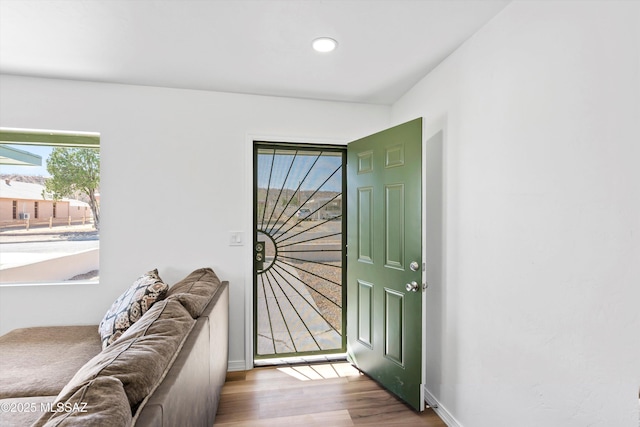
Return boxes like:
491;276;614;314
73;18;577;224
134;281;229;426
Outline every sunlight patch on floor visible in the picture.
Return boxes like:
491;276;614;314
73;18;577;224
277;362;361;381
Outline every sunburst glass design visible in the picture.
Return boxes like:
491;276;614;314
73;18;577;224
255;145;345;357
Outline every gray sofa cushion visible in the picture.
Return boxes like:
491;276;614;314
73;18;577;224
34;376;132;427
0;396;54;426
166;267;221;318
0;325;101;399
57;298;195;408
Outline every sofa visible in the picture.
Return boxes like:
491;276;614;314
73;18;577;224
0;267;229;427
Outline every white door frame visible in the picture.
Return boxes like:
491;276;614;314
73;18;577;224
421;125;447;414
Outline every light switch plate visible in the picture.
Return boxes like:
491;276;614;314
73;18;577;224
229;231;244;246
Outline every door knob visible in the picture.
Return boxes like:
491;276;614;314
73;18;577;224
405;281;419;292
410;261;420;272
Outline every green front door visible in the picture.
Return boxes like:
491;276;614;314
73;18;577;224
347;118;423;410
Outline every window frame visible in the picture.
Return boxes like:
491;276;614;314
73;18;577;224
0;127;100;287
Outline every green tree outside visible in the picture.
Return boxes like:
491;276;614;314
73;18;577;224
45;147;100;230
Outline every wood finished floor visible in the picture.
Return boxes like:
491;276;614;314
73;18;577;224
215;363;447;427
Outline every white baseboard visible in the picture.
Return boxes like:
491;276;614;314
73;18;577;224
423;386;462;427
227;360;246;372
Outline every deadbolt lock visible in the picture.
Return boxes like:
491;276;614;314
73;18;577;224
255;241;265;271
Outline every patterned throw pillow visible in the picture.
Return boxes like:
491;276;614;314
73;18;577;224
98;269;169;349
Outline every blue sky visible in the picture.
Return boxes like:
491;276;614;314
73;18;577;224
0;144;52;176
257;151;342;193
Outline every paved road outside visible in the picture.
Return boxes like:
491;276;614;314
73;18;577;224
0;224;98;269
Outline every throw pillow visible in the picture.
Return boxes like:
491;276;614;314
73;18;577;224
98;269;168;349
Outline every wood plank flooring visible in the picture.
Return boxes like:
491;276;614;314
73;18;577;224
215;362;447;426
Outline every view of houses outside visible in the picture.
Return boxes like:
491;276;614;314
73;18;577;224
0;143;99;284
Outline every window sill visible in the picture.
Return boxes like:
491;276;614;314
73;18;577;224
0;280;99;288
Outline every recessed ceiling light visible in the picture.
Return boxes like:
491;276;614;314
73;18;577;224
312;37;338;53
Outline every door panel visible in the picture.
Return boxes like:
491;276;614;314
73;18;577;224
385;183;405;269
347;118;422;410
357;187;374;263
384;287;404;366
357;280;373;347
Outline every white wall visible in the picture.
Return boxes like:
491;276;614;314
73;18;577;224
0;75;390;367
392;1;640;426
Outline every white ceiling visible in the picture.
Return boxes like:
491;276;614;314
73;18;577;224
0;0;510;105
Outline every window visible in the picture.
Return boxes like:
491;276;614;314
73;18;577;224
0;128;100;285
